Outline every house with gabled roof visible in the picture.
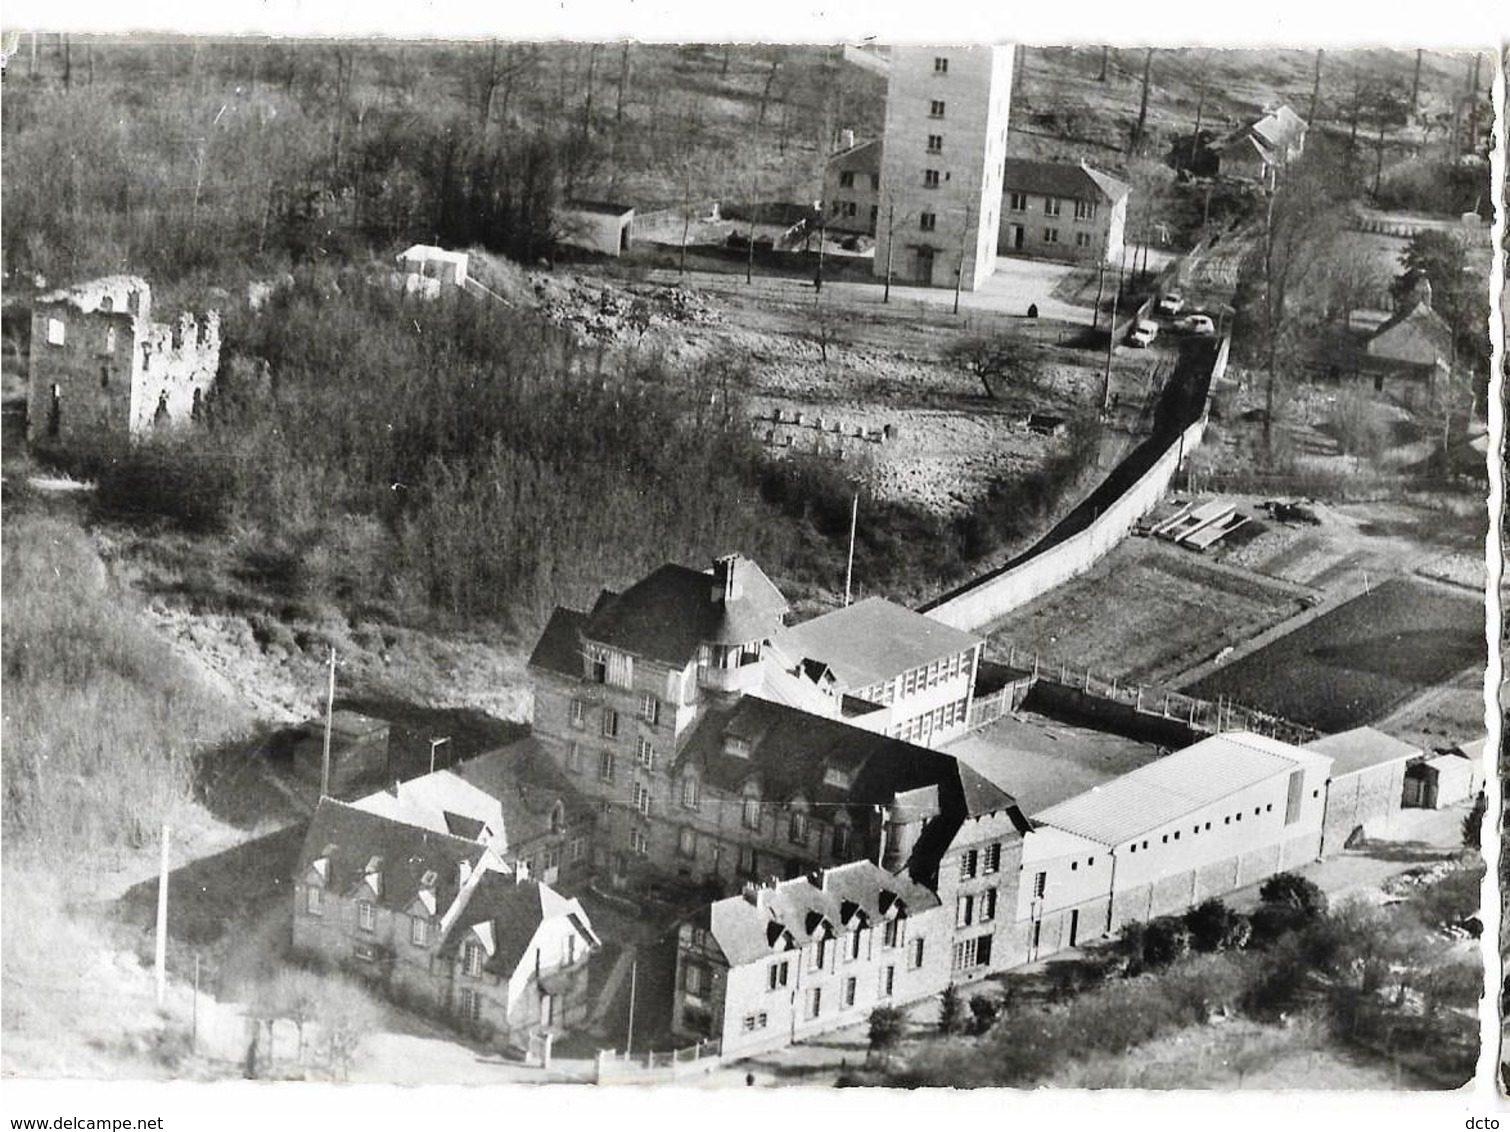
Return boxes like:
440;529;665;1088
1364;298;1455;389
455;738;596;887
821;137;883;237
292;798;598;1051
999;158;1130;264
1216;104;1308;189
671;860;947;1058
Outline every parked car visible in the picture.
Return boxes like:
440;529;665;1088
1128;319;1159;347
1156;289;1185;316
1173;313;1216;335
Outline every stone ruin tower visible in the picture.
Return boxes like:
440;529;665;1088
27;275;221;447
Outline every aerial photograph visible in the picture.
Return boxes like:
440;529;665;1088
0;18;1500;1117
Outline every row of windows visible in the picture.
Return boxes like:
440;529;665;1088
569;693;662;733
1035;229;1095;248
1005;193;1099;221
951;933;993;972
958;842;1003;880
837;170;881;191
956;888;998;928
891;696;969;744
1127;802;1282;854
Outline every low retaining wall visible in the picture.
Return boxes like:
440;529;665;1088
923;335;1227;634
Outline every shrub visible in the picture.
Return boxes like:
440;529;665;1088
1142;917;1192;968
937;985;964;1035
1259;873;1327;919
1184;898;1235;953
867;1005;906;1053
967;994;1000;1035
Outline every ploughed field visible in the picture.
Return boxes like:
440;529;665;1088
1184;578;1485;733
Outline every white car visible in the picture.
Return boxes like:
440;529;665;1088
1174;313;1216;336
1128;319;1159;347
1156;290;1185;316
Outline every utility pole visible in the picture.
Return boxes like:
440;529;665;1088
429;736;452;775
320;646;336;798
814;219;826;302
1103;245;1126;411
1308;49;1324;127
843;494;858;606
1189;76;1206;171
1092;260;1106;329
953;202;971;316
155;824;170;1006
883;205;896;304
1409;48;1423;121
626;956;639;1057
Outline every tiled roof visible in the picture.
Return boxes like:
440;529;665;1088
826;137;883;172
529;607;588;679
1035;732;1333;847
1002;159;1130;203
580;557;788;666
778;597;981;689
298;798;493;917
1303;727;1421;777
1367;300;1454;365
439;871;598;976
455;737;594;853
705;860;939;966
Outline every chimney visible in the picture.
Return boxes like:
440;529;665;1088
712;554;744;604
742;880;762;907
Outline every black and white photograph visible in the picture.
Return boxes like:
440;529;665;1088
0;3;1504;1125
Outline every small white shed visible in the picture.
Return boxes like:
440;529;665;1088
396;245;470;288
556;201;635;257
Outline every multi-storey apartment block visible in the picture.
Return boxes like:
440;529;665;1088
873;45;1014;291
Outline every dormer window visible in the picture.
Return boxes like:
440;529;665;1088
725;735;751;758
463;938;485;977
550;802;566;835
305;886;323;916
742;794;761;830
357;901;375;932
822;766;853;790
363;856;383;898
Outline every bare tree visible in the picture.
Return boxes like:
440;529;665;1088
1129;49;1154;153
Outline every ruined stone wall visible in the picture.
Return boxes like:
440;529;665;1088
130;309;221;434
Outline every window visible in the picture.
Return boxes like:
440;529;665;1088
832;823;851;858
959;849;979;880
599;751;616;783
846;930;863;962
629;827;649;856
952;934;992;971
910;938;925;970
357;901;375;933
933;56;948;73
739;845;758;877
843;976;857;1008
1032;871;1047;899
46;318;65;346
601;708;620;739
919;212;937;232
803;986;822;1019
882;918;900;949
788;811;808;844
984;843;1001;874
1008;192;1028;211
678;826;697;858
980;888;997;924
742;796;761;830
639;693;661;725
1044;228;1060;244
844;201;857;217
929;100;945;118
956;894;974;928
1044;197;1062;217
570;700;587;729
463;939;485;977
681;777;700;810
635;737;655;770
305;886;323;916
1075;232;1092;248
632;780;651;816
103;327;117;355
684;963;706;997
566;742;583;773
459;987;481;1022
923;169;940;189
768;960;790;991
569;837;585;862
411;918;429;947
839;171;855;188
880;965;896;998
926;134;943;153
869;204;879;227
870;173;880;191
742;1012;768;1033
1074;200;1098;221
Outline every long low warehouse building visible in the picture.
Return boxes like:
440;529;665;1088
1305;726;1421;854
1034;732;1334;934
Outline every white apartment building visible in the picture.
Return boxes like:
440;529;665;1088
873;45;1014;292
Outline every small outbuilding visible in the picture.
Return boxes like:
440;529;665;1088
1305;726;1420;854
396;245;470;288
1404;743;1484;810
293;710;392;795
555;200;635;257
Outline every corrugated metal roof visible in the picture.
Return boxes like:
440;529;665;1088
779;597;980;689
1304;727;1421;778
1036;732;1332;847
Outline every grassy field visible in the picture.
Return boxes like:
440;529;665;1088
984;537;1311;686
1186;578;1485;732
